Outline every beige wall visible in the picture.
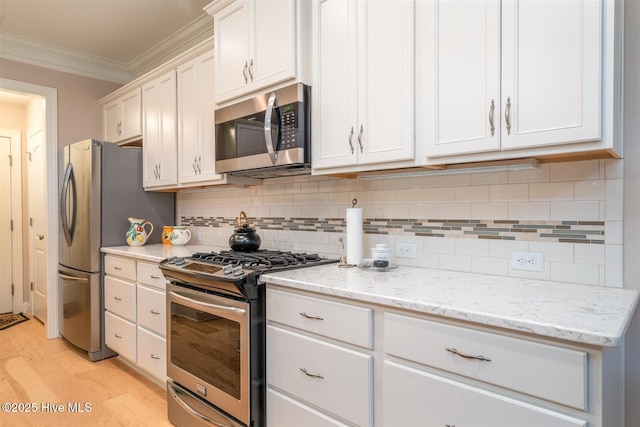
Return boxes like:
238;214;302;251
0;58;122;147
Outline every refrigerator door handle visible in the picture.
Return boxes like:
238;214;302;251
60;163;77;245
57;272;89;283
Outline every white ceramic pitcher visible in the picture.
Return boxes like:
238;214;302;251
126;217;154;246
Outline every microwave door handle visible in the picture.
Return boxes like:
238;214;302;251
264;92;279;164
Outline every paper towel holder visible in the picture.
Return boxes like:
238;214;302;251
352;198;358;208
338;237;353;268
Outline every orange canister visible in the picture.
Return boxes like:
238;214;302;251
161;226;173;245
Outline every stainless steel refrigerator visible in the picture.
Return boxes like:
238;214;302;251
58;139;174;361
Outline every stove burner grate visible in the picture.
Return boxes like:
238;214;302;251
191;250;323;269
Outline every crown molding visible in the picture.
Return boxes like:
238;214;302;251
0;13;214;85
129;14;214;79
0;31;133;84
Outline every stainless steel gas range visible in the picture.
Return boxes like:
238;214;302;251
159;250;338;427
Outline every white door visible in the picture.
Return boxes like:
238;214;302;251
356;0;414;165
311;0;359;170
29;130;47;322
501;0;602;149
0;134;13;313
419;0;501;157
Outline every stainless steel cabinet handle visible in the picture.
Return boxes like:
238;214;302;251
150;275;161;279
299;312;324;320
150;354;161;360
150;309;160;315
489;99;495;137
357;125;364;153
348;126;355;154
299;368;324;379
114;266;122;270
248;59;254;82
196;155;202;173
114;333;122;338
114;296;122;301
57;272;88;283
446;347;491;362
505;97;511;135
243;61;248;84
193;157;198;173
445;424;457;427
156;163;161;179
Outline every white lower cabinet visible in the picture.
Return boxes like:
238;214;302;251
265;284;620;427
104;254;167;384
266;288;373;426
383;362;586;427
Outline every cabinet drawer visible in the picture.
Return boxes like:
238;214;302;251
267;388;350;427
267;289;373;349
137;327;167;381
137;285;166;336
137;261;167;290
104;255;136;281
105;311;136;361
105;276;136;321
384;362;586;427
384;313;587;410
267;326;372;426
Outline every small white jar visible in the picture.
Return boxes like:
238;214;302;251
371;244;392;264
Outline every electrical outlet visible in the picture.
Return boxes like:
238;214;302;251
511;252;544;272
396;243;417;259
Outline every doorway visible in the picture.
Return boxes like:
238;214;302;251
0;78;58;339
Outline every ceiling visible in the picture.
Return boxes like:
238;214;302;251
0;0;213;83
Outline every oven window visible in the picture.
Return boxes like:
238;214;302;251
170;302;241;399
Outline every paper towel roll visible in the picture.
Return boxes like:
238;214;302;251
346;208;363;265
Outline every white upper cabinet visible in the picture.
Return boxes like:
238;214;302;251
311;0;415;173
419;0;621;162
210;0;297;103
103;88;142;144
177;50;226;186
142;71;178;189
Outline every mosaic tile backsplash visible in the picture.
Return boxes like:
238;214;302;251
176;159;624;287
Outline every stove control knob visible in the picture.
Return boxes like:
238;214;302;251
174;257;186;266
232;266;244;277
223;265;234;275
167;256;177;264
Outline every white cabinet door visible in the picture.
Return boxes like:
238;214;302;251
419;0;501;156
252;0;297;90
214;0;297;103
501;0;602;150
143;71;177;189
178;50;225;186
384;362;587;427
311;0;358;169
214;0;251;102
103;88;142;144
312;0;414;172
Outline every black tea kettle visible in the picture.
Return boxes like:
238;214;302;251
229;211;261;252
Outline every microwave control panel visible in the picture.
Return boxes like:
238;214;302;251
279;104;301;150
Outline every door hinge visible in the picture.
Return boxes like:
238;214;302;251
11;284;14;296
8;154;12;167
30;217;33;226
10;220;13;231
30;282;34;291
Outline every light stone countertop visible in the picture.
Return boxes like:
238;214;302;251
101;244;216;263
260;264;639;348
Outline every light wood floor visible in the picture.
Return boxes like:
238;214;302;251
0;315;173;427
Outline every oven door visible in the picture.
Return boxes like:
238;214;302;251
167;283;250;426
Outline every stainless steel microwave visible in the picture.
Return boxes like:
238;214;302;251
215;83;311;179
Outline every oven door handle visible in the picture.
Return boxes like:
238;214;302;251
168;290;246;318
168;381;242;427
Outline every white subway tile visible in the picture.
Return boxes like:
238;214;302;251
412;252;439;269
397;188;424;203
409;175;439;188
550;201;600;221
550;160;600;181
409;203;439;219
455;186;489;202
529;241;574;262
471;203;509;219
605;179;624;221
471;171;508;185
438;254;472;272
438;173;471;187
489;240;529;258
575;244;605;265
508;163;550;183
472;256;509;276
454;238;490;256
318;180;338;193
508;202;550;220
605;244;624;287
605;159;624;179
605;221;623;245
438;203;471;219
424;187;455;203
490;184;528;202
575;180;605;201
549;262;599;285
529;182;574;201
424;237;456;254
